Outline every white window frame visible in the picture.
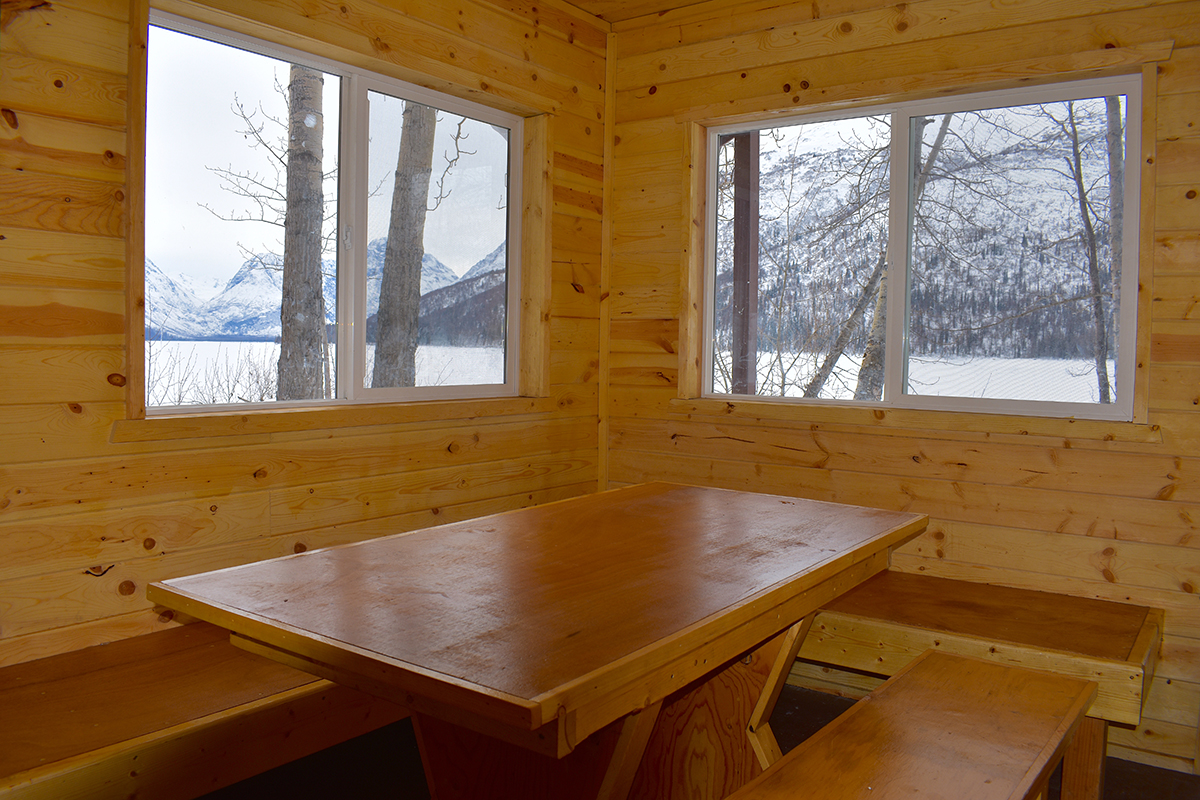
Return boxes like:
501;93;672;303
147;12;523;415
703;74;1141;421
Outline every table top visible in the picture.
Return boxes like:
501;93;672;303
150;483;925;743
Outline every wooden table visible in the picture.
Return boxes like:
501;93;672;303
149;482;926;800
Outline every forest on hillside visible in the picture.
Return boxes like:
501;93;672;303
712;88;1129;407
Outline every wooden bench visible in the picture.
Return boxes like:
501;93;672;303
794;571;1164;800
733;649;1098;800
0;622;408;800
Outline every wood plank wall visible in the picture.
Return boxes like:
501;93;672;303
0;0;607;665
4;0;1199;778
606;0;1200;775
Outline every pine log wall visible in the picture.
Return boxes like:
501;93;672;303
3;0;1200;779
0;0;606;663
605;0;1200;775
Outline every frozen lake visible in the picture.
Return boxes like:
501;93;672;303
146;340;505;407
713;351;1119;406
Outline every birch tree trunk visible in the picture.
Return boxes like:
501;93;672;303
374;101;437;388
277;65;328;401
853;262;887;400
851;113;952;400
1066;102;1113;404
1105;95;1125;349
803;252;884;397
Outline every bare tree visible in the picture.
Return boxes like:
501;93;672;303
145;296;199;407
1062;101;1112;403
715;95;1124;405
373;101;437;388
277;65;329;400
202;66;334;402
996;99;1120;403
851;112;953;400
714;118;892;399
1104;95;1125;355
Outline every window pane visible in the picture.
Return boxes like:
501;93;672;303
711;116;890;399
364;91;510;390
145;26;340;407
906;96;1125;405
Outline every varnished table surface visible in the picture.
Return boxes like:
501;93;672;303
150;482;926;768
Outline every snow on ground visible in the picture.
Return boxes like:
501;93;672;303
715;350;1117;406
147;341;505;407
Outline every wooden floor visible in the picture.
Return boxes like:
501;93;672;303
203;685;1200;800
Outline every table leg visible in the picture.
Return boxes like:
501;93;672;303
413;703;661;800
626;617;814;800
1060;716;1107;800
598;701;664;800
747;615;814;768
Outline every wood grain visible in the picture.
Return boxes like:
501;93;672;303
0;345;125;405
606;446;1200;549
1062;717;1110;800
0;290;125;343
803;570;1162;726
4;0;606;685
825;573;1152;662
604;32;1200;757
0;110;125;183
627;634;778;799
0;623;408;799
154;0;603;119
2;0;128;73
150;483;925;735
614;0;1178;89
0;227;126;290
0;54;127;127
0;623;317;776
0;172;125;238
731;650;1097;800
4;0;1200;777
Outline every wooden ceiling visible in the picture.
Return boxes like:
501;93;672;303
562;0;710;23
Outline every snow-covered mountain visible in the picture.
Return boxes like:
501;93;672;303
459;243;506;281
418;267;507;346
146;238;505;341
363;237;458;318
145;259;208;340
712;108;1120;368
203;254;301;339
147;254;336;340
173;270;225;302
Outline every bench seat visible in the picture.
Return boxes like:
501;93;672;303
797;571;1162;726
0;622;408;800
734;649;1098;800
793;571;1163;800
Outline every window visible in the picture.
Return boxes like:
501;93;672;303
145;14;521;411
705;75;1141;420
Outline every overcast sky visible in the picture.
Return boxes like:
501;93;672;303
145;25;509;295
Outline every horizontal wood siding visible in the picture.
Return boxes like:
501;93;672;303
7;0;1200;778
0;0;605;664
607;0;1200;774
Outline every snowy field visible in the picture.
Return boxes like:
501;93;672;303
146;340;505;407
715;351;1119;405
148;341;1115;409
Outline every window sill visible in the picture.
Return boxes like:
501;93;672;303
112;395;561;443
666;396;1163;445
